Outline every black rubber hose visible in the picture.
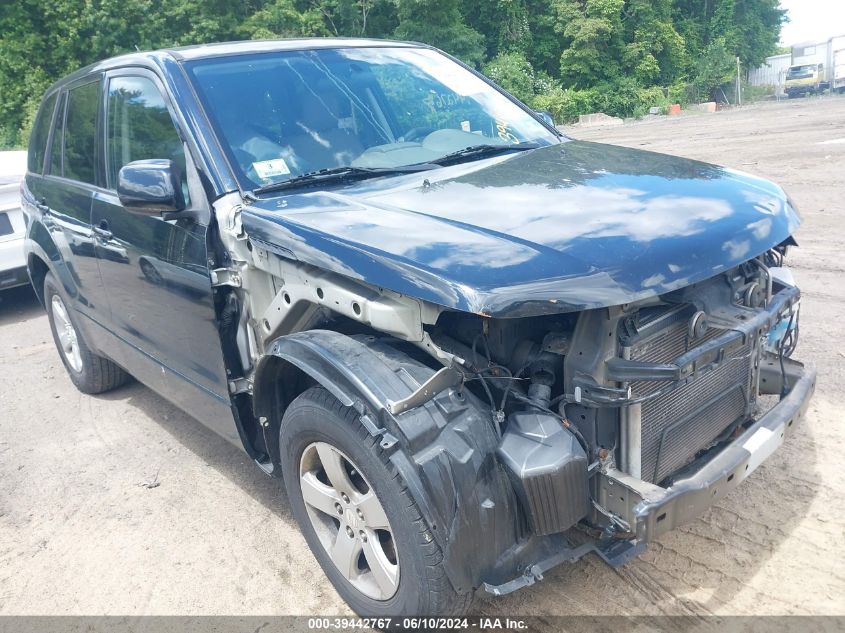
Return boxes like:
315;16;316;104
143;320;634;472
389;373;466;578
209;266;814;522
219;293;238;330
778;310;796;399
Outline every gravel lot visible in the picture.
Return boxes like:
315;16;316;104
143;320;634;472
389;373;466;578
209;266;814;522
1;96;844;618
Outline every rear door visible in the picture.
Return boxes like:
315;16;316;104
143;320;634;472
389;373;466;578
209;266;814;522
32;78;116;355
91;68;233;438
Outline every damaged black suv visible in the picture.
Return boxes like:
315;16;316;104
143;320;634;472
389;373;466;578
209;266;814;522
23;39;814;616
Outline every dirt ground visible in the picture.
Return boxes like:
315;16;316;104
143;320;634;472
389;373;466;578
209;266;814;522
1;96;844;618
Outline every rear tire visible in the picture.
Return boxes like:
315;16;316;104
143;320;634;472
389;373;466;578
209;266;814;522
279;386;472;617
44;272;128;394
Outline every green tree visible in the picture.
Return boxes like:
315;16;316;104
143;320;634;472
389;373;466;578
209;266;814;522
552;0;625;88
0;0;789;148
673;0;785;67
308;0;397;37
240;0;327;39
730;0;785;67
621;0;686;85
393;0;485;67
0;0;85;145
0;0;323;146
524;0;565;76
464;0;531;60
691;36;736;100
482;51;536;102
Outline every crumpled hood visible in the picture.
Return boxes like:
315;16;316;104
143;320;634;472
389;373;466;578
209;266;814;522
241;141;800;317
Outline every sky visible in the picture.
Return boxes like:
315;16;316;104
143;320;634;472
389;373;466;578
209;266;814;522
779;0;845;45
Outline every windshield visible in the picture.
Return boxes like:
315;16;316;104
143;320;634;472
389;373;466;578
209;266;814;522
787;65;816;79
185;46;558;191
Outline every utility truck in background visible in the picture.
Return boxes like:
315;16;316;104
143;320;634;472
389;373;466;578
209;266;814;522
785;35;845;97
784;63;827;97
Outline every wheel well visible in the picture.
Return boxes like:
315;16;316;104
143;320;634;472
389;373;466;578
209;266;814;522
250;355;317;471
242;313;398;470
27;254;49;305
247;327;439;471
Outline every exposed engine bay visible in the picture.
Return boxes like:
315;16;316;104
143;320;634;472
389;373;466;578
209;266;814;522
212;191;805;563
416;246;801;540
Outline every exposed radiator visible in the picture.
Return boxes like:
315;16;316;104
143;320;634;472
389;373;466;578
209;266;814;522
625;312;755;484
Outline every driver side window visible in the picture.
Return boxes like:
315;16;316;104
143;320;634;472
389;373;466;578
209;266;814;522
106;75;189;204
371;64;493;139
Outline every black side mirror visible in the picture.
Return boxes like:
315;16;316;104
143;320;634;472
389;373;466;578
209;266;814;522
535;111;555;127
117;159;185;216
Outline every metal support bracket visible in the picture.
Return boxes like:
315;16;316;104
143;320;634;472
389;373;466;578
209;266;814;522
359;413;399;450
227;377;253;394
211;267;242;288
481;538;645;596
386;366;463;415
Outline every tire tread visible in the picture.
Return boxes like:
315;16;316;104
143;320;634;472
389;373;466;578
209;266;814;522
288;386;472;616
44;272;128;395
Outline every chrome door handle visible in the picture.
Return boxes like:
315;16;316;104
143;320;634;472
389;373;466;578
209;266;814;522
93;220;112;240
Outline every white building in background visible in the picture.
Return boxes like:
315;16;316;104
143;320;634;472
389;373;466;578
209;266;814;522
747;53;791;92
749;35;845;95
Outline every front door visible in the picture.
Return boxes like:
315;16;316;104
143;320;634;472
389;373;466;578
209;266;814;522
91;70;233;439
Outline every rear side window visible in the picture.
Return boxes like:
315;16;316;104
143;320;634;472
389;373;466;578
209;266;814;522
106;75;187;200
48;95;66;176
28;92;57;173
62;80;101;184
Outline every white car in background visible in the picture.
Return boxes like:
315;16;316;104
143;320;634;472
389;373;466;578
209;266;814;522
0;150;27;289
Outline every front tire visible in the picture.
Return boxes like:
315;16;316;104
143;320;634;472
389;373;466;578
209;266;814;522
44;272;128;394
279;386;472;617
139;258;163;285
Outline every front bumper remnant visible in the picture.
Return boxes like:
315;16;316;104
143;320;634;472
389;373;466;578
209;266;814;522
626;361;816;541
483;360;815;595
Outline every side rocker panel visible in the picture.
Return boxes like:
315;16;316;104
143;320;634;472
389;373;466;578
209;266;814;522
252;329;522;594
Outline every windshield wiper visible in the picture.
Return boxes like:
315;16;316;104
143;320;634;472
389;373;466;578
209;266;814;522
252;164;435;195
250;144;540;195
429;142;540;166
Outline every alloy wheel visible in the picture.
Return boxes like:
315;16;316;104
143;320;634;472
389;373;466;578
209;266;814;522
51;294;83;373
299;441;400;600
